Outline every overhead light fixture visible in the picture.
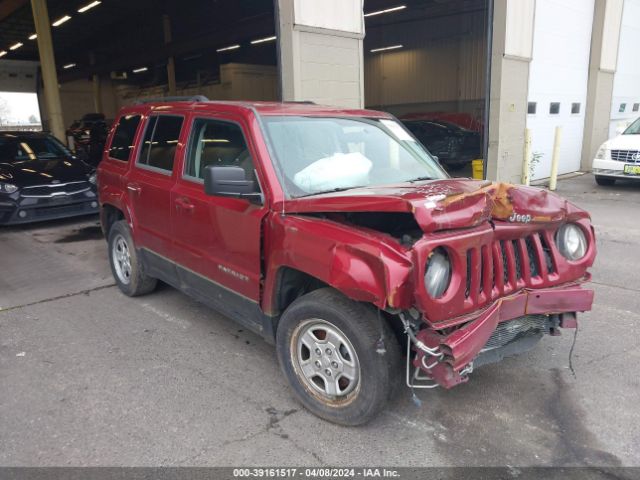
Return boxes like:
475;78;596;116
77;1;101;13
52;15;71;27
364;5;406;17
28;33;37;40
9;42;23;50
216;44;240;52
132;67;148;73
182;53;203;61
0;51;6;57
63;63;76;69
370;44;403;53
250;36;276;45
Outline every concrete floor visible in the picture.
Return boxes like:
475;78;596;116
0;173;639;467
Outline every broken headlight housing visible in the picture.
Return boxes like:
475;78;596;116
555;223;587;261
425;247;451;298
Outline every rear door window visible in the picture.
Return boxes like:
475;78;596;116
137;115;184;173
108;114;141;161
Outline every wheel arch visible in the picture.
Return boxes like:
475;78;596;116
100;203;127;237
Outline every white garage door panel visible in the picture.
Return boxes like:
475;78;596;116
527;0;595;179
609;0;640;138
0;60;39;93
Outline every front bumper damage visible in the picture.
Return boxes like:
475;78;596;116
405;282;593;389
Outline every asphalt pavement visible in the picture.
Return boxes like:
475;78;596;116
0;173;638;467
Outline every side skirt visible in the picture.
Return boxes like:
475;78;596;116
140;248;278;344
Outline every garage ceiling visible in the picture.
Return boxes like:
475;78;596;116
0;0;276;84
364;0;488;28
0;0;486;87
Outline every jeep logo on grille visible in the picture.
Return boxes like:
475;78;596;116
508;212;532;223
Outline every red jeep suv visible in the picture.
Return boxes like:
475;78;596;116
97;98;596;425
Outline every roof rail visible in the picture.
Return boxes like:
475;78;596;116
134;95;209;104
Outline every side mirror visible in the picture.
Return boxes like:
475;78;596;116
203;165;263;204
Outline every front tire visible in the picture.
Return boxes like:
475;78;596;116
108;220;157;297
595;175;616;186
276;288;401;426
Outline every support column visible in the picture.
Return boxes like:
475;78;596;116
581;0;624;170
485;0;535;183
31;0;65;141
163;14;177;96
276;0;364;108
89;53;102;113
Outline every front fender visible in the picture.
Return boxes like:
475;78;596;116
263;213;414;314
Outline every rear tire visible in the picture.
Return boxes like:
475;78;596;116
276;288;401;426
108;220;157;297
595;175;616;186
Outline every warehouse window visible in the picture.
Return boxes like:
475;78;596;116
571;103;581;114
528;102;537;114
549;103;560;115
108;114;141;162
619;103;626;113
633;103;639;112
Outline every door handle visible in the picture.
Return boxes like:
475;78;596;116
175;197;195;212
127;183;141;194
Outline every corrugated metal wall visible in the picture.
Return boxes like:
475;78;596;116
364;10;486;109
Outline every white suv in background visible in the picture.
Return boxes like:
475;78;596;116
592;117;640;186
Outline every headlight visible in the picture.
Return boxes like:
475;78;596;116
0;182;18;194
424;248;451;298
555;224;587;261
595;146;607;159
88;173;97;185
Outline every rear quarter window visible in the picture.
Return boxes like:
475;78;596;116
108;114;141;161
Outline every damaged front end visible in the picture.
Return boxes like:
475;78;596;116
277;180;596;391
397;184;596;390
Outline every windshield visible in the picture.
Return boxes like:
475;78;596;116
623;118;640;135
261;116;448;198
0;135;71;162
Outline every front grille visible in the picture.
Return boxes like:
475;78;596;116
21;181;90;198
611;150;640;163
482;314;549;351
464;231;557;303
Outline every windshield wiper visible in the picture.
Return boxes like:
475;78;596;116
296;186;366;198
407;176;434;183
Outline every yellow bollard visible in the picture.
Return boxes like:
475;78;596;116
549;126;562;191
472;159;484;180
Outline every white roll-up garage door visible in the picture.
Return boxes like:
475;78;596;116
526;0;595;180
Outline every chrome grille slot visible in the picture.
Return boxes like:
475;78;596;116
611;150;640;163
21;181;90;198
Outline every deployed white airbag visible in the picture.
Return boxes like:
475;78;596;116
293;152;372;193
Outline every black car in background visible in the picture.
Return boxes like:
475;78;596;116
0;131;99;225
402;119;481;170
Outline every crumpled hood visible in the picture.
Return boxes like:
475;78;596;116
281;179;586;233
